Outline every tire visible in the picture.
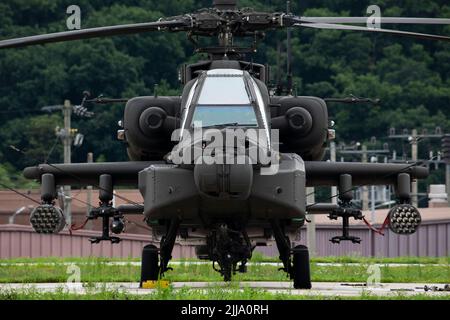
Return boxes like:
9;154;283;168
292;245;312;289
223;268;232;282
140;244;160;287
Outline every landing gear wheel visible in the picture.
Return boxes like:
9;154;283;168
292;245;312;289
223;263;232;282
140;244;160;287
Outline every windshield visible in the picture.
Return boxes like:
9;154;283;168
191;105;258;128
197;76;251;105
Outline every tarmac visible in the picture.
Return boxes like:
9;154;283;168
0;281;449;297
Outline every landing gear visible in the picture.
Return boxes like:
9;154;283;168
139;218;180;287
292;245;312;289
208;224;253;282
140;244;159;285
159;218;180;276
139;219;311;289
271;220;312;289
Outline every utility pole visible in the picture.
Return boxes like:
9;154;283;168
86;152;93;216
442;134;450;206
411;129;418;207
42;98;92;227
339;144;389;210
389;127;443;207
370;156;377;223
330;141;338;205
447;164;450;207
63;100;72;227
306;187;316;257
370;155;376;257
361;145;369;211
286;0;293;94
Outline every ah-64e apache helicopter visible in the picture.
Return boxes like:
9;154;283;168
1;0;448;289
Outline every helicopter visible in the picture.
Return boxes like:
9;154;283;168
1;0;448;289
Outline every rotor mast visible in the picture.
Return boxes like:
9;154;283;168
213;0;238;10
286;0;293;94
214;0;237;57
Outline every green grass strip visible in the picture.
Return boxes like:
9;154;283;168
1;263;449;284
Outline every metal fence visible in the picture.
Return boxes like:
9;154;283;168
1;219;449;259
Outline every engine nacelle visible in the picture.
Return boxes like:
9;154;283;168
270;96;329;161
123;97;180;160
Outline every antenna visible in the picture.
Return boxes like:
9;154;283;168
276;41;282;92
286;0;293;94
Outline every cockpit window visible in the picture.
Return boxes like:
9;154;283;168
192;105;258;128
187;70;259;128
181;69;269;138
197;74;251;105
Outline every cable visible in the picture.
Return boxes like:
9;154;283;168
68;218;89;235
0;181;41;205
43;136;60;164
306;158;432;210
6;150;152;236
58;186;91;208
0;109;44;114
0;169;94;228
9;144;143;208
305;157;434;237
362;215;390;236
0;176;95;234
4;144;147;234
124;218;152;232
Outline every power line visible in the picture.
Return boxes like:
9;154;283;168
0;109;43;114
0;181;41;205
0;160;152;234
306;158;432;210
389;128;444;207
9;144;143;208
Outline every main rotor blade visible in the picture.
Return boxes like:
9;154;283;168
0;19;189;49
300;17;450;25
296;22;450;42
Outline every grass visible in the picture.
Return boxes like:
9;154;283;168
1;256;449;300
251;251;450;264
2;253;450;265
0;256;140;264
0;260;449;283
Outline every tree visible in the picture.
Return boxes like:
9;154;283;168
0;0;448;184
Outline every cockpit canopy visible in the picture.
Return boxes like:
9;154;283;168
175;69;272;166
181;69;269;135
197;70;251;105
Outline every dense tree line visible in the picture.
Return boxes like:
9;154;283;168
0;0;449;187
